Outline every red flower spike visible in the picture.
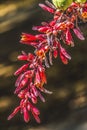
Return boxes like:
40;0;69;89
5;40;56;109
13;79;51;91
8;1;86;123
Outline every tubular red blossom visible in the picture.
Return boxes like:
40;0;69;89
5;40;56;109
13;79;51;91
49;20;56;26
39;3;55;13
23;107;30;122
8;106;21;120
34;70;41;87
38;91;45;102
60;53;69;64
38;26;52;33
15;74;24;87
59;45;71;61
73;28;85;40
41;88;53;94
65;29;74;46
27;53;35;61
31;96;37;104
32;107;40;115
14;76;29;94
38;67;47;84
35;34;45;41
8;1;87;123
31;111;41;123
14;64;29;76
21;33;37;42
18;55;28;61
55;22;67;30
20;40;38;46
30;84;38;97
18;89;27;99
32;26;43;31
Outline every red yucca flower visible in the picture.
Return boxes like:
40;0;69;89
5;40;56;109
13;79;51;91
8;0;87;123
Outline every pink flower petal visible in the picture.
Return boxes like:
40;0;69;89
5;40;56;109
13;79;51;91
60;45;71;60
14;64;29;76
65;29;74;46
8;106;20;120
73;28;85;40
32;111;41;123
60;53;68;64
39;3;54;13
18;55;28;61
34;70;41;87
32;107;40;115
23;107;30;123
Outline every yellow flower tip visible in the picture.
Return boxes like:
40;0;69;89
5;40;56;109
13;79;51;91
21;34;26;41
36;50;45;59
21;37;25;41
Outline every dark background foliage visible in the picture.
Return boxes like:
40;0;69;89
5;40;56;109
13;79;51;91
0;0;87;130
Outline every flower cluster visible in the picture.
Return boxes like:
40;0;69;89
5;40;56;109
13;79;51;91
8;0;87;123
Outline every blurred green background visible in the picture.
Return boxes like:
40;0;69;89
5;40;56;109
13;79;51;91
0;0;87;130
